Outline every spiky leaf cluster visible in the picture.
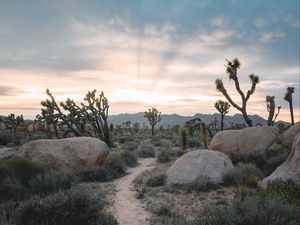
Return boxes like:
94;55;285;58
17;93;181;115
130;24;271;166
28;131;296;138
4;113;24;134
214;100;231;116
284;87;295;102
144;108;161;126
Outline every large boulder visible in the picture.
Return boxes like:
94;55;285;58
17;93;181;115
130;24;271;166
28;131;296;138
260;133;300;188
18;137;108;172
210;126;279;157
165;150;233;189
208;130;239;155
282;122;300;150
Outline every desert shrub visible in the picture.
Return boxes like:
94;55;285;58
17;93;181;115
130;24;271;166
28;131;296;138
134;167;166;187
151;135;162;146
150;216;189;225
192;190;300;225
135;186;148;199
157;148;173;163
28;170;74;194
160;139;172;148
223;163;264;187
79;152;127;182
79;168;109;182
15;186;117;225
0;203;15;225
149;202;188;225
150;202;177;217
117;135;135;144
229;144;287;176
0;159;49;201
0;133;20;146
0;159;43;185
122;140;139;151
137;140;155;158
265;180;300;206
178;176;220;192
156;139;179;163
121;150;138;167
104;152;127;178
0;164;75;201
187;136;203;148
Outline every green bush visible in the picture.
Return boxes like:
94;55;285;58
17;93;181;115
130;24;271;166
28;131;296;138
192;190;300;225
15;186;117;225
151;135;162;146
121;150;138;167
178;176;219;192
79;152;127;182
151;202;177;217
187;136;202;148
265;180;300;206
134;167;166;187
0;203;15;225
0;159;43;185
0;159;74;201
229;147;287;176
28;170;74;194
149;202;188;225
138;140;155;158
223;163;264;188
157;148;172;163
122;141;139;151
79;167;109;182
150;216;188;225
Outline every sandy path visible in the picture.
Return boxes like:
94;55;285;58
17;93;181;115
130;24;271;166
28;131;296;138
112;157;156;225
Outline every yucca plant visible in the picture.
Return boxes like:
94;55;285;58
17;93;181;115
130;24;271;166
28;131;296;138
179;128;187;155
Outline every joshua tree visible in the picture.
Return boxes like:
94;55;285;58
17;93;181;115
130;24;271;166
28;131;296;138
81;90;110;145
36;104;59;137
37;89;110;145
4;114;24;136
266;96;281;126
144;107;161;136
214;100;231;130
284;87;295;125
215;58;259;127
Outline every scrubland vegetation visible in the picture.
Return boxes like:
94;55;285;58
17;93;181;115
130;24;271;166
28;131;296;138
0;58;299;225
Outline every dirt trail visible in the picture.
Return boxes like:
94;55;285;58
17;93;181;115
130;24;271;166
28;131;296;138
112;158;156;225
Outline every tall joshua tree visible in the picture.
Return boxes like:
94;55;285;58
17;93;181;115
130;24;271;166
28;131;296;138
284;87;295;125
144;107;161;136
266;96;281;126
37;89;110;145
215;58;259;127
214;100;231;130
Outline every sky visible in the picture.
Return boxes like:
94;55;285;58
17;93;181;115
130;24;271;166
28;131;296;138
0;0;299;122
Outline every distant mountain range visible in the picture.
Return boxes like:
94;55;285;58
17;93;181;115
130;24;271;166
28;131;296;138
0;113;290;129
108;112;290;128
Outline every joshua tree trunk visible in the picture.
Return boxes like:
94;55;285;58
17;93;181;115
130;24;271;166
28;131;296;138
242;109;252;127
267;113;275;126
151;124;154;136
221;115;224;131
53;124;58;138
103;120;110;146
289;100;294;125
